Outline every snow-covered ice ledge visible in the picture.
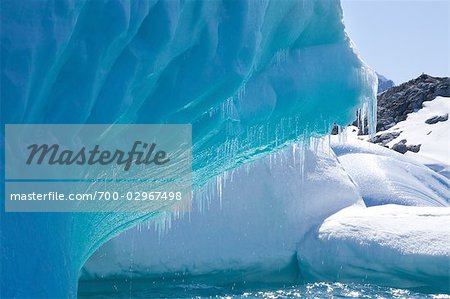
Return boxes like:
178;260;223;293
298;204;450;292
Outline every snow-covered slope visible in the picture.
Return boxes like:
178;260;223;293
331;138;450;207
382;96;450;176
354;94;450;179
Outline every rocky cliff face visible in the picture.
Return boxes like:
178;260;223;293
338;74;449;161
376;74;450;131
363;74;449;168
340;74;448;136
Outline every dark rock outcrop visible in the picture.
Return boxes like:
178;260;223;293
390;139;421;155
376;74;450;131
392;140;408;154
407;144;421;153
358;74;447;156
425;113;448;124
331;125;339;135
369;131;401;146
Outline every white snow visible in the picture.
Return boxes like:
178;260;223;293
335;97;450;178
348;96;450;178
328;96;450;206
385;96;450;166
331;139;450;207
298;204;450;291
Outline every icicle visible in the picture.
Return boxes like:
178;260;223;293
337;125;347;144
275;48;288;66
128;230;135;299
216;174;223;208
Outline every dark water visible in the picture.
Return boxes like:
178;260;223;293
78;281;450;299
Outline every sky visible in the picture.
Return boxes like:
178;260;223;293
341;0;450;84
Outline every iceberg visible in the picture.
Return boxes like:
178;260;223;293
80;140;450;293
80;142;363;286
1;0;377;297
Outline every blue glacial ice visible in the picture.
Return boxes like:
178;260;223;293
1;0;377;186
0;0;378;297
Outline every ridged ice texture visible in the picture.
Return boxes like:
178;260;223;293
0;0;376;297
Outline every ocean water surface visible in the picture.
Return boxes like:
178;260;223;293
78;281;450;298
